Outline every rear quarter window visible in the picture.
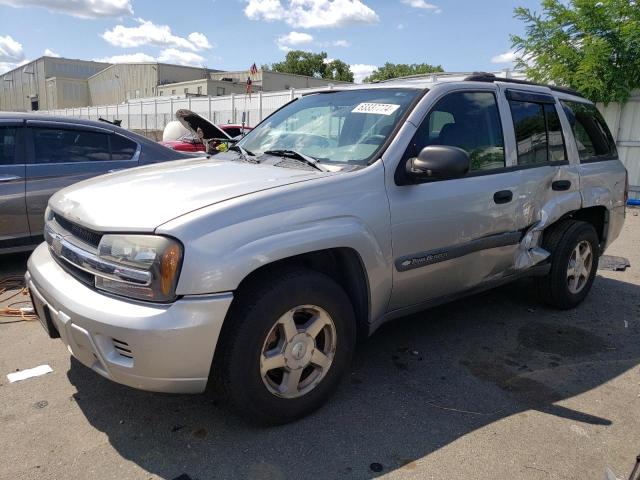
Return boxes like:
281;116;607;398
561;100;617;162
110;134;138;160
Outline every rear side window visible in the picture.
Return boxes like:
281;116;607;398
412;91;505;172
110;134;137;160
509;100;566;165
33;128;111;164
561;100;617;162
0;126;19;165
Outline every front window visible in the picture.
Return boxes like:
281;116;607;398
238;88;420;166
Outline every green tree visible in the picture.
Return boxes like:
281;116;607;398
363;62;444;83
268;50;354;82
511;0;640;103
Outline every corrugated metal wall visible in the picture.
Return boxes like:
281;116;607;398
598;90;640;197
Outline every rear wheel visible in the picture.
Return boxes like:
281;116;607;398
536;220;600;309
214;268;356;424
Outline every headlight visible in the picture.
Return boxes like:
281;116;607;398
95;235;183;302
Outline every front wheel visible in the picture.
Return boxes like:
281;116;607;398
214;268;356;424
536;220;600;309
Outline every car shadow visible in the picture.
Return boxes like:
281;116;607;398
67;274;640;480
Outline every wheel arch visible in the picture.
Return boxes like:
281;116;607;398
545;205;609;252
228;248;371;341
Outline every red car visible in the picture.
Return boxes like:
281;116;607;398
160;110;252;153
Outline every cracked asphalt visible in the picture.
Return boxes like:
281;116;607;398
1;210;639;480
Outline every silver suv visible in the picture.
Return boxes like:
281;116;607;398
26;74;628;424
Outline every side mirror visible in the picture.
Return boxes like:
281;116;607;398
405;145;470;181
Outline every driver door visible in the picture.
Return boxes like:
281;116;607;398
386;87;525;311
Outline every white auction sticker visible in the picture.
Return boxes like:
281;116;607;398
352;103;401;115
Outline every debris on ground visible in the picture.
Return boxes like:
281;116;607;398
0;276;38;322
7;364;53;383
599;255;631;271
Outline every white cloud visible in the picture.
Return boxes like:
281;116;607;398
94;49;206;67
0;35;27;74
350;63;376;83
94;52;155;63
245;0;379;28
0;0;133;19
397;23;405;29
332;39;350;47
43;48;60;57
276;31;314;51
0;35;24;63
491;50;517;64
102;19;213;52
188;32;212;50
401;0;441;13
157;48;205;67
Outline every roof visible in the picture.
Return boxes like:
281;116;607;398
302;71;587;102
0;112;162;141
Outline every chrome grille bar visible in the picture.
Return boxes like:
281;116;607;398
45;223;152;286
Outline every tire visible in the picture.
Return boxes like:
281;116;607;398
213;267;356;424
536;220;600;309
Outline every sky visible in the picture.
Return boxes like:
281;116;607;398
0;0;543;82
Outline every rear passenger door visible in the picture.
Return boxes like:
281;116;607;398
0;121;29;249
502;87;581;236
25;121;139;238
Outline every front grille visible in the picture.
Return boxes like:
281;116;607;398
54;214;103;248
52;254;94;287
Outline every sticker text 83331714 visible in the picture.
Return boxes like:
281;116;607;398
352;103;401;116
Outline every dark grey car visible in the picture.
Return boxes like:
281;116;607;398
0;113;189;253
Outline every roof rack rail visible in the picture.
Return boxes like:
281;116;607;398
463;72;584;98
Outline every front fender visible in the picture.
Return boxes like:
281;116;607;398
159;162;393;323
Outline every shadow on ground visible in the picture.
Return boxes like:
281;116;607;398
64;272;640;480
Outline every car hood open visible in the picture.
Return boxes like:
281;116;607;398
175;109;230;140
49;155;333;232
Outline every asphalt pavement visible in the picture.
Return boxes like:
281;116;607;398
1;211;639;480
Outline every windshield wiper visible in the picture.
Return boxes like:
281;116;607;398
229;144;258;163
263;149;327;172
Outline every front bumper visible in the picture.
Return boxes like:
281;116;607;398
26;243;233;393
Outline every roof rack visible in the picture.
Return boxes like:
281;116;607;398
463;72;584;98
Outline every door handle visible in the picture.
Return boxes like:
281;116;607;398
552;180;571;191
0;174;21;183
493;190;513;204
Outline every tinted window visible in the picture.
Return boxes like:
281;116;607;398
33;128;110;164
509;100;566;165
110;134;137;160
545;104;566;162
561;100;616;162
412;91;505;171
0;127;18;165
510;101;548;165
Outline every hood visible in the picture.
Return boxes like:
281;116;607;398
175;109;230;140
49;156;332;232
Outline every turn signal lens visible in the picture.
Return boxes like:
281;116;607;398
160;243;182;296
